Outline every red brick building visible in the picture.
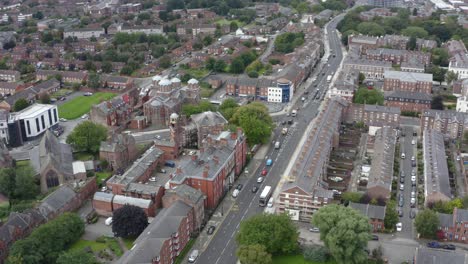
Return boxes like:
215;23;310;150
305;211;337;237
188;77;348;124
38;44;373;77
383;70;433;94
169;129;247;209
99;133;138;171
349;202;386;232
439;208;468;243
384;91;432;112
118;200;196;264
90;95;133;128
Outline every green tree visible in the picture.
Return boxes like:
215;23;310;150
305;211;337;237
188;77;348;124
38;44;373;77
159;55;172;69
428;65;447;84
230;102;274;144
432;48;450;66
219;98;239;120
236;244;272;264
0;168;16;208
66;121;107;154
56;250;98;264
230;21;239;32
402;26;429;38
39;93;51;104
214;60;227;72
101;61;113;73
303;245;329;262
384;200;399;230
112;204;148;238
203;35;213;46
230;57;245;74
414;209;439;238
88;72;101;89
247;71;259;78
359;73;365;84
296;2;310;14
312;205;371;264
13;98;29;112
353;88;384;105
431;95;444;110
275;32;305;53
342;192;364;203
311;4;325;13
206;57;216;70
446;70;459;85
14;165;39;200
236;213;298;255
407;36;417;50
182;100;217;117
357;22;385;36
84;60;96;71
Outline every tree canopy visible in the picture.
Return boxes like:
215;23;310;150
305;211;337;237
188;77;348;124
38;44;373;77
312;205;371;264
13;98;29;112
431;96;444;110
66;121;107;154
56;250;98;264
230;102;274;144
384;200;399;231
236;244;272;264
8;213;84;264
236;213;299;255
274;32;305;53
219;98;239;120
414;209;439;238
112;204;149;238
353;88;384;105
182;100;217;117
0;163;39;207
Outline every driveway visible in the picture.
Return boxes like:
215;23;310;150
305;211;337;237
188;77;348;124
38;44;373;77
83;217;115;240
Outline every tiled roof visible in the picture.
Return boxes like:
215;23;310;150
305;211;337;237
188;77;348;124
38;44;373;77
423;129;451;201
384;70;433;83
349;202;386;220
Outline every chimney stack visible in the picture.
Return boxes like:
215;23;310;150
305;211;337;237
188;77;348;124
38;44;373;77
203;165;210;178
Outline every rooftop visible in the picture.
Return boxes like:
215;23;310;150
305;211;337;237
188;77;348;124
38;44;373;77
11;103;55;119
349;202;386;220
367;127;397;194
423;129;451;201
414;247;468;264
384;70;433;83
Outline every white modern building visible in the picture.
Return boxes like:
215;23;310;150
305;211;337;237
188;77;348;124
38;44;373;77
0;109;8;143
267;78;294;103
8;104;59;147
449;54;468;80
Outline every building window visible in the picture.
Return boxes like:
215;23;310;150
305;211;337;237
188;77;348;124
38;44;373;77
53;108;58;123
41;115;45;129
26;121;31;135
35;118;40;132
48;109;52;125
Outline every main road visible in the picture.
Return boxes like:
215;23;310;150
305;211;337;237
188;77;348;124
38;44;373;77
197;15;346;264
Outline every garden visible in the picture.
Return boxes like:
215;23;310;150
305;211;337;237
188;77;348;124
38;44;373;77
58;92;116;119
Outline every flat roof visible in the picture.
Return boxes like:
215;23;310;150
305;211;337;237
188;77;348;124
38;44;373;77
13;103;56;119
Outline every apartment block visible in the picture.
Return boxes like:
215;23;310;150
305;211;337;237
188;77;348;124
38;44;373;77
420;110;468;139
344;104;401;128
383;70;433;94
384;91;432;112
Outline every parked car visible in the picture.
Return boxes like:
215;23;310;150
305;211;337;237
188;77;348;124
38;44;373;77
257;177;264;183
427;242;441;248
59;118;67;122
412;160;416;167
252;186;259;193
442;244;456;250
207;225;216;235
232;189;240;198
410;198;416;207
398;197;404;207
329;177;343;182
398;209;403;217
400;184;404;191
309;227;320;233
371;235;379;241
261;169;268;176
188;250;199;263
236;184;243;190
81;114;89;119
83;92;93;96
400;177;405;183
411;156;415;161
411;139;416;145
396;222;402;231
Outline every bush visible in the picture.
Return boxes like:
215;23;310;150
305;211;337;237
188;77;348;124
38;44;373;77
247;71;259;78
303;245;329;262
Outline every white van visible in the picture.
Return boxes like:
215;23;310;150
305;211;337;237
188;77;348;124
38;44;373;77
105;217;113;226
188;250;199;263
275;141;280;149
267;198;274;207
232;189;240;198
401;153;405;159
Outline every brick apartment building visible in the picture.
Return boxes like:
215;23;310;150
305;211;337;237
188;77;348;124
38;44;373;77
278;99;347;222
365;48;430;66
384;91;432;112
343;57;392;80
349;202;386;232
439;208;468;243
99;133;138;171
36;70;88;83
344;104;401;128
90;95;133;128
118;200;196;264
420;110;468;139
226;77;274;99
383;70;433;94
169;129;247;209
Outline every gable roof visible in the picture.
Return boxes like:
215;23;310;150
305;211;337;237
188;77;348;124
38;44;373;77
349;202;386;220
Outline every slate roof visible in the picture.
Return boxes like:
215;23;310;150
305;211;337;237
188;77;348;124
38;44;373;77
367;127;397;194
191;111;227;127
438;213;453;228
385;91;432;101
364;104;401;114
99;133;135;153
349;202;386;220
423;129;451;201
169;184;205;204
30;79;60;93
93;191;113;203
118;200;192;264
456;208;468;222
38;131;74;179
384;70;433;83
113;195;152;208
37;185;77;219
0;210;45;245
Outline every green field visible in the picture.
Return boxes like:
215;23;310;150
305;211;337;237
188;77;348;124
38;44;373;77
273;255;336;264
58;92;116;120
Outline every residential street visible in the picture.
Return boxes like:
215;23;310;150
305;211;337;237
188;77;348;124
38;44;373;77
192;15;345;264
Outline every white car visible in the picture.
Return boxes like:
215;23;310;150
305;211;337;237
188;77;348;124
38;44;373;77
232;189;240;198
81;114;89;119
400;184;404;191
396;222;402;232
257;177;264;183
59;118;67;122
411;139;416;145
329;177;343;182
411;176;416;182
411;156;415;161
83;92;93;96
457;156;461;161
401;153;406;159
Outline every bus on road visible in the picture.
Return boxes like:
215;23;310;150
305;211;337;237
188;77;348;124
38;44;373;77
259;186;273;206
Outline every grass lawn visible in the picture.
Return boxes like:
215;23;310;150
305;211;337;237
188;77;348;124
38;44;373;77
273;255;336;264
123;237;135;249
185;68;209;79
96;171;112;184
58;92;116;120
70;237;123;257
15;160;30;167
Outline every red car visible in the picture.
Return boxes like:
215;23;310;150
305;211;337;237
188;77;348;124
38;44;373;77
261;169;267;176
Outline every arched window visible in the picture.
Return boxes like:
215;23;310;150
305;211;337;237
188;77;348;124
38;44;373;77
46;170;59;188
